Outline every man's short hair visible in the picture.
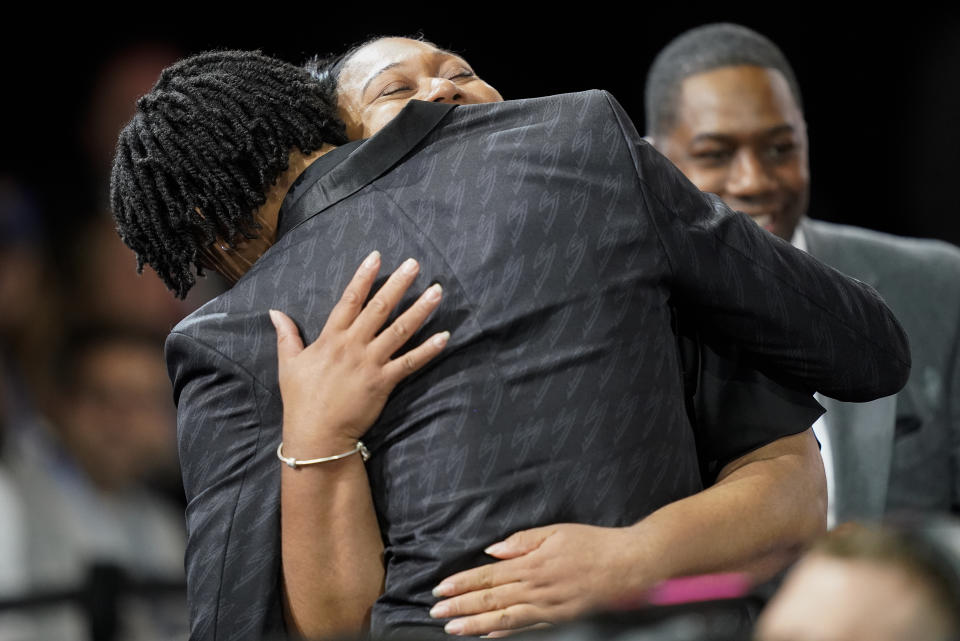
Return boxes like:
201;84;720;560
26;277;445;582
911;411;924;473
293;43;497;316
644;23;803;137
110;50;347;298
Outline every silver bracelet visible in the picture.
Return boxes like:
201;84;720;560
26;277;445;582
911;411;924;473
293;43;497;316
276;441;370;469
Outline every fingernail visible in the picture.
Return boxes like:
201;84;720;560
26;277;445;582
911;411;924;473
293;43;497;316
429;603;449;619
484;542;508;556
363;250;380;269
444;620;464;635
432;331;450;348
268;309;281;328
402;258;418;274
425;283;443;301
433;582;454;597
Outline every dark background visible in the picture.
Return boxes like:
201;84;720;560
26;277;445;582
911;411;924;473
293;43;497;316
4;9;959;250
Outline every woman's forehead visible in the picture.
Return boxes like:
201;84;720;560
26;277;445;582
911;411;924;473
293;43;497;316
339;38;462;92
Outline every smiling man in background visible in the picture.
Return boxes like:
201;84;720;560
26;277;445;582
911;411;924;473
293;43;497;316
645;23;960;527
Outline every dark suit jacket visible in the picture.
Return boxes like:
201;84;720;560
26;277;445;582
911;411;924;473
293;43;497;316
166;91;909;640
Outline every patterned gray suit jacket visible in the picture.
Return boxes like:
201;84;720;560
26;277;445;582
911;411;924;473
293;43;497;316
802;218;960;522
166;92;909;640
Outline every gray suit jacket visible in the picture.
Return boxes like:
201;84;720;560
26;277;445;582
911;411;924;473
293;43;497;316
166;94;909;640
803;218;960;522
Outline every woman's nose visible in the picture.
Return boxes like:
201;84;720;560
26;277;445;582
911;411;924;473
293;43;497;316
423;77;463;103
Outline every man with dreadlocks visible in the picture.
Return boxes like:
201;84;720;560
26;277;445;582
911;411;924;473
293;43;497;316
111;49;910;640
111;50;451;640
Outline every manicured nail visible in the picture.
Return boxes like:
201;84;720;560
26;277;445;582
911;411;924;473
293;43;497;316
444;620;464;635
363;250;380;269
433;331;450;348
425;283;443;301
402;258;419;274
268;309;281;328
429;603;449;619
484;542;508;556
433;582;455;597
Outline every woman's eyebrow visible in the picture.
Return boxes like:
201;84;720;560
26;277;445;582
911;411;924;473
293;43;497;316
362;62;405;97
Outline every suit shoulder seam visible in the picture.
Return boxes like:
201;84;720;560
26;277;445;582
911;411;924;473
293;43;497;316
168;330;278;398
597;91;678;280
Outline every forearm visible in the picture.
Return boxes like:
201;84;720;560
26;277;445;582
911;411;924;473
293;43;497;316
280;431;384;639
623;428;826;588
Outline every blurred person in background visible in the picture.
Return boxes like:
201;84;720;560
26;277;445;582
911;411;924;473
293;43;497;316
5;324;186;641
1;51;199;637
645;23;960;526
755;519;960;641
0;177;61;430
81;44;184;193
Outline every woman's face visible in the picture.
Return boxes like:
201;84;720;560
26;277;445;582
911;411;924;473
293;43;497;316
337;37;503;140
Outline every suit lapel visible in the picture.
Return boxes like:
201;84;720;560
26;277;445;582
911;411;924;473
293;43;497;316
277;100;457;240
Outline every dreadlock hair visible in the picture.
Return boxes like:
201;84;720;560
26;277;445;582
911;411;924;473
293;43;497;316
644;23;803;138
110;49;348;299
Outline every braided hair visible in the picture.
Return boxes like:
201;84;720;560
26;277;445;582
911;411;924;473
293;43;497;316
110;50;348;299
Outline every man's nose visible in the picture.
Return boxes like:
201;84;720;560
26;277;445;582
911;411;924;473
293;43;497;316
726;149;777;197
423;78;463;103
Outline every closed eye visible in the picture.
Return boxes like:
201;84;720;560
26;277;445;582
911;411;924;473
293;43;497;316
379;82;412;97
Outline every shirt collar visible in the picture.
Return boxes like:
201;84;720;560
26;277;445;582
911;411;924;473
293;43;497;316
276;100;458;240
791;224;808;252
276;140;363;232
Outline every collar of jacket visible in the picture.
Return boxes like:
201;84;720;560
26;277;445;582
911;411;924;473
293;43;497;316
276;100;458;240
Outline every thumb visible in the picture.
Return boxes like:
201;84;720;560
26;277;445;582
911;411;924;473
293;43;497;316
269;309;304;362
484;526;552;559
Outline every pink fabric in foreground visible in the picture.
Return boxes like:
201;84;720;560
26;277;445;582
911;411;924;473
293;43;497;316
645;573;752;605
